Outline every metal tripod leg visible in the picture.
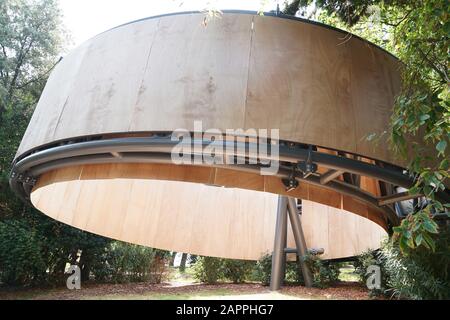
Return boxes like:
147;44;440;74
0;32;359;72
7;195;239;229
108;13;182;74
270;195;288;291
287;197;314;287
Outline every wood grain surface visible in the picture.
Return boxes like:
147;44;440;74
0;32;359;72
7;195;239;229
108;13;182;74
17;12;402;168
31;165;387;260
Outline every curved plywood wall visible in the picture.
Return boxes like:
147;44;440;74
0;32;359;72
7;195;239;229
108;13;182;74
16;12;401;166
14;12;405;260
31;168;387;260
31;163;389;230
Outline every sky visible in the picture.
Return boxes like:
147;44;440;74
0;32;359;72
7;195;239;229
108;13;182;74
59;0;282;49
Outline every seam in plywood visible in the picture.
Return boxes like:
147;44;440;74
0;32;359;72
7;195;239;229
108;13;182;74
128;18;161;131
348;48;359;155
51;42;92;141
52;94;70;142
243;16;255;129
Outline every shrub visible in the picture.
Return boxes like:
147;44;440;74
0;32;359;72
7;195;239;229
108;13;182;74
91;242;169;284
253;253;339;288
222;259;254;283
285;261;305;284
378;234;450;300
0;220;47;286
253;253;272;286
355;223;450;300
192;257;224;284
303;254;340;288
354;250;377;281
354;249;386;296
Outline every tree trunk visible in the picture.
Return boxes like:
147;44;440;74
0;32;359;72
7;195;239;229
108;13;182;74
179;253;188;272
169;252;177;266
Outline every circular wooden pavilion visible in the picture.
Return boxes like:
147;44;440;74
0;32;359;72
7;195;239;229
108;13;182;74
11;11;449;285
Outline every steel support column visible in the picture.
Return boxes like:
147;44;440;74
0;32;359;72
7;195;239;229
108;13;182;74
287;197;314;288
270;195;288;291
281;212;288;283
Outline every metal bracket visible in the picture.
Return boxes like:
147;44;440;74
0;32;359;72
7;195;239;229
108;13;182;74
10;171;37;186
281;166;299;192
282;148;318;192
297;146;317;178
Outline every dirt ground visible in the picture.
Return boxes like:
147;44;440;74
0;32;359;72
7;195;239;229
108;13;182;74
0;281;373;300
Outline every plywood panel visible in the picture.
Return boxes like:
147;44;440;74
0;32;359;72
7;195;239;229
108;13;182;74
16;12;404;168
302;201;387;259
33;163;390;231
129;14;252;132
245;16;356;152
31;167;387;260
350;41;401;160
53;19;160;140
302;201;330;257
33;178;281;260
16;42;91;155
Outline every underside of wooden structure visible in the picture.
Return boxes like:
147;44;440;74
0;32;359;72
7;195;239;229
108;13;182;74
31;164;387;260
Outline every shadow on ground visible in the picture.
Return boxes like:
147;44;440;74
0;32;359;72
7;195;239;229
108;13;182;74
0;282;372;300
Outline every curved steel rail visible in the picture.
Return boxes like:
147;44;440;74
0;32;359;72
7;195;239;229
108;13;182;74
11;134;450;230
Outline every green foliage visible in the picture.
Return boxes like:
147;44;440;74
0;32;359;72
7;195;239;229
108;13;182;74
354;249;387;296
0;0;173;289
303;254;340;288
379;229;450;300
393;210;439;253
192;256;224;284
0;219;46;285
253;253;272;286
355;226;450;300
0;207;115;286
290;0;408;26
283;0;301;15
285;261;304;284
253;253;339;288
0;0;65;216
192;257;256;284
354;250;376;282
0;214;170;286
91;242;169;284
221;259;254;284
0;0;65;144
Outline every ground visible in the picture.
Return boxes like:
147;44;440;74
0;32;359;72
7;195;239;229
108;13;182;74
0;266;374;300
0;282;373;300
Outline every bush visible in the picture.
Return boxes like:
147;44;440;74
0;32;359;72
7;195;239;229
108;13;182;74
253;253;339;288
285;261;305;284
0;213;170;287
192;257;224;284
354;250;377;281
192;256;256;284
354;249;386;296
253;253;272;286
355;223;450;300
378;235;450;300
0;220;47;286
303;254;340;288
252;254;303;286
222;259;254;283
91;242;169;284
0;206;113;286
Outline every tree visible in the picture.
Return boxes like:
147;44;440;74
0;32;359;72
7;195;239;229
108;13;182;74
169;252;177;267
179;253;188;272
0;0;65;123
0;0;64;210
285;0;449;253
0;0;115;286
